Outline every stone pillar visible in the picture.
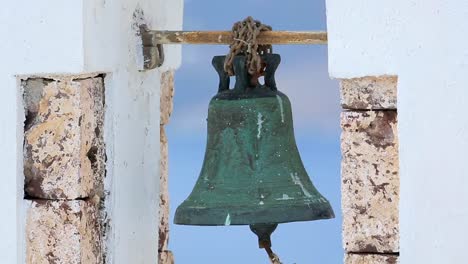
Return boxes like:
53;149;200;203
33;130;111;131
159;71;175;264
23;76;105;263
340;76;399;263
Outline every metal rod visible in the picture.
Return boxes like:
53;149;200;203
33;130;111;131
142;30;327;46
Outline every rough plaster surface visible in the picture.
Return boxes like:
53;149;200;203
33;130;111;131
26;200;102;264
341;111;399;253
87;3;182;261
345;254;399;264
159;251;174;264
23;77;105;199
159;70;174;260
160;71;174;126
340;76;397;110
159;126;169;252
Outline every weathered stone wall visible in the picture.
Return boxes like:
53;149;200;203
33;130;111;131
340;76;399;263
23;78;105;199
22;76;105;264
345;253;398;264
26;200;102;264
159;71;175;264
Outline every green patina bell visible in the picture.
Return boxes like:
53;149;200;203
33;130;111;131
174;53;334;250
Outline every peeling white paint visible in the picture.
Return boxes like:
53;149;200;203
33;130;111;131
276;95;285;123
290;173;312;198
257;112;264;139
224;214;231;226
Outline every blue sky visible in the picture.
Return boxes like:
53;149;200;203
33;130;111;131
167;1;342;263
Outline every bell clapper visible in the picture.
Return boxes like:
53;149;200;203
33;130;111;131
250;224;283;264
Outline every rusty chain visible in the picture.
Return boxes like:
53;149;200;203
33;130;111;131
224;16;273;76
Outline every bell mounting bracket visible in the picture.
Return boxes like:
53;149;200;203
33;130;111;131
140;26;328;70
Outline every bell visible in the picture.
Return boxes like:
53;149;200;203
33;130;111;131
174;53;334;254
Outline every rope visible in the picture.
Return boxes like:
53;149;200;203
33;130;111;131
224;16;273;76
265;247;283;264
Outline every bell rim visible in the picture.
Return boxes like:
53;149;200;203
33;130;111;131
174;201;335;226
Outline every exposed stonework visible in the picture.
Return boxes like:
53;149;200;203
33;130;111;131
340;76;397;110
23;77;105;199
159;250;174;264
345;254;399;264
341;111;399;253
159;70;174;263
160;71;174;125
159;126;169;252
26;200;102;264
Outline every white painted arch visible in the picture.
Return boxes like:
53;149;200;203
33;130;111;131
0;0;182;263
326;1;468;263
